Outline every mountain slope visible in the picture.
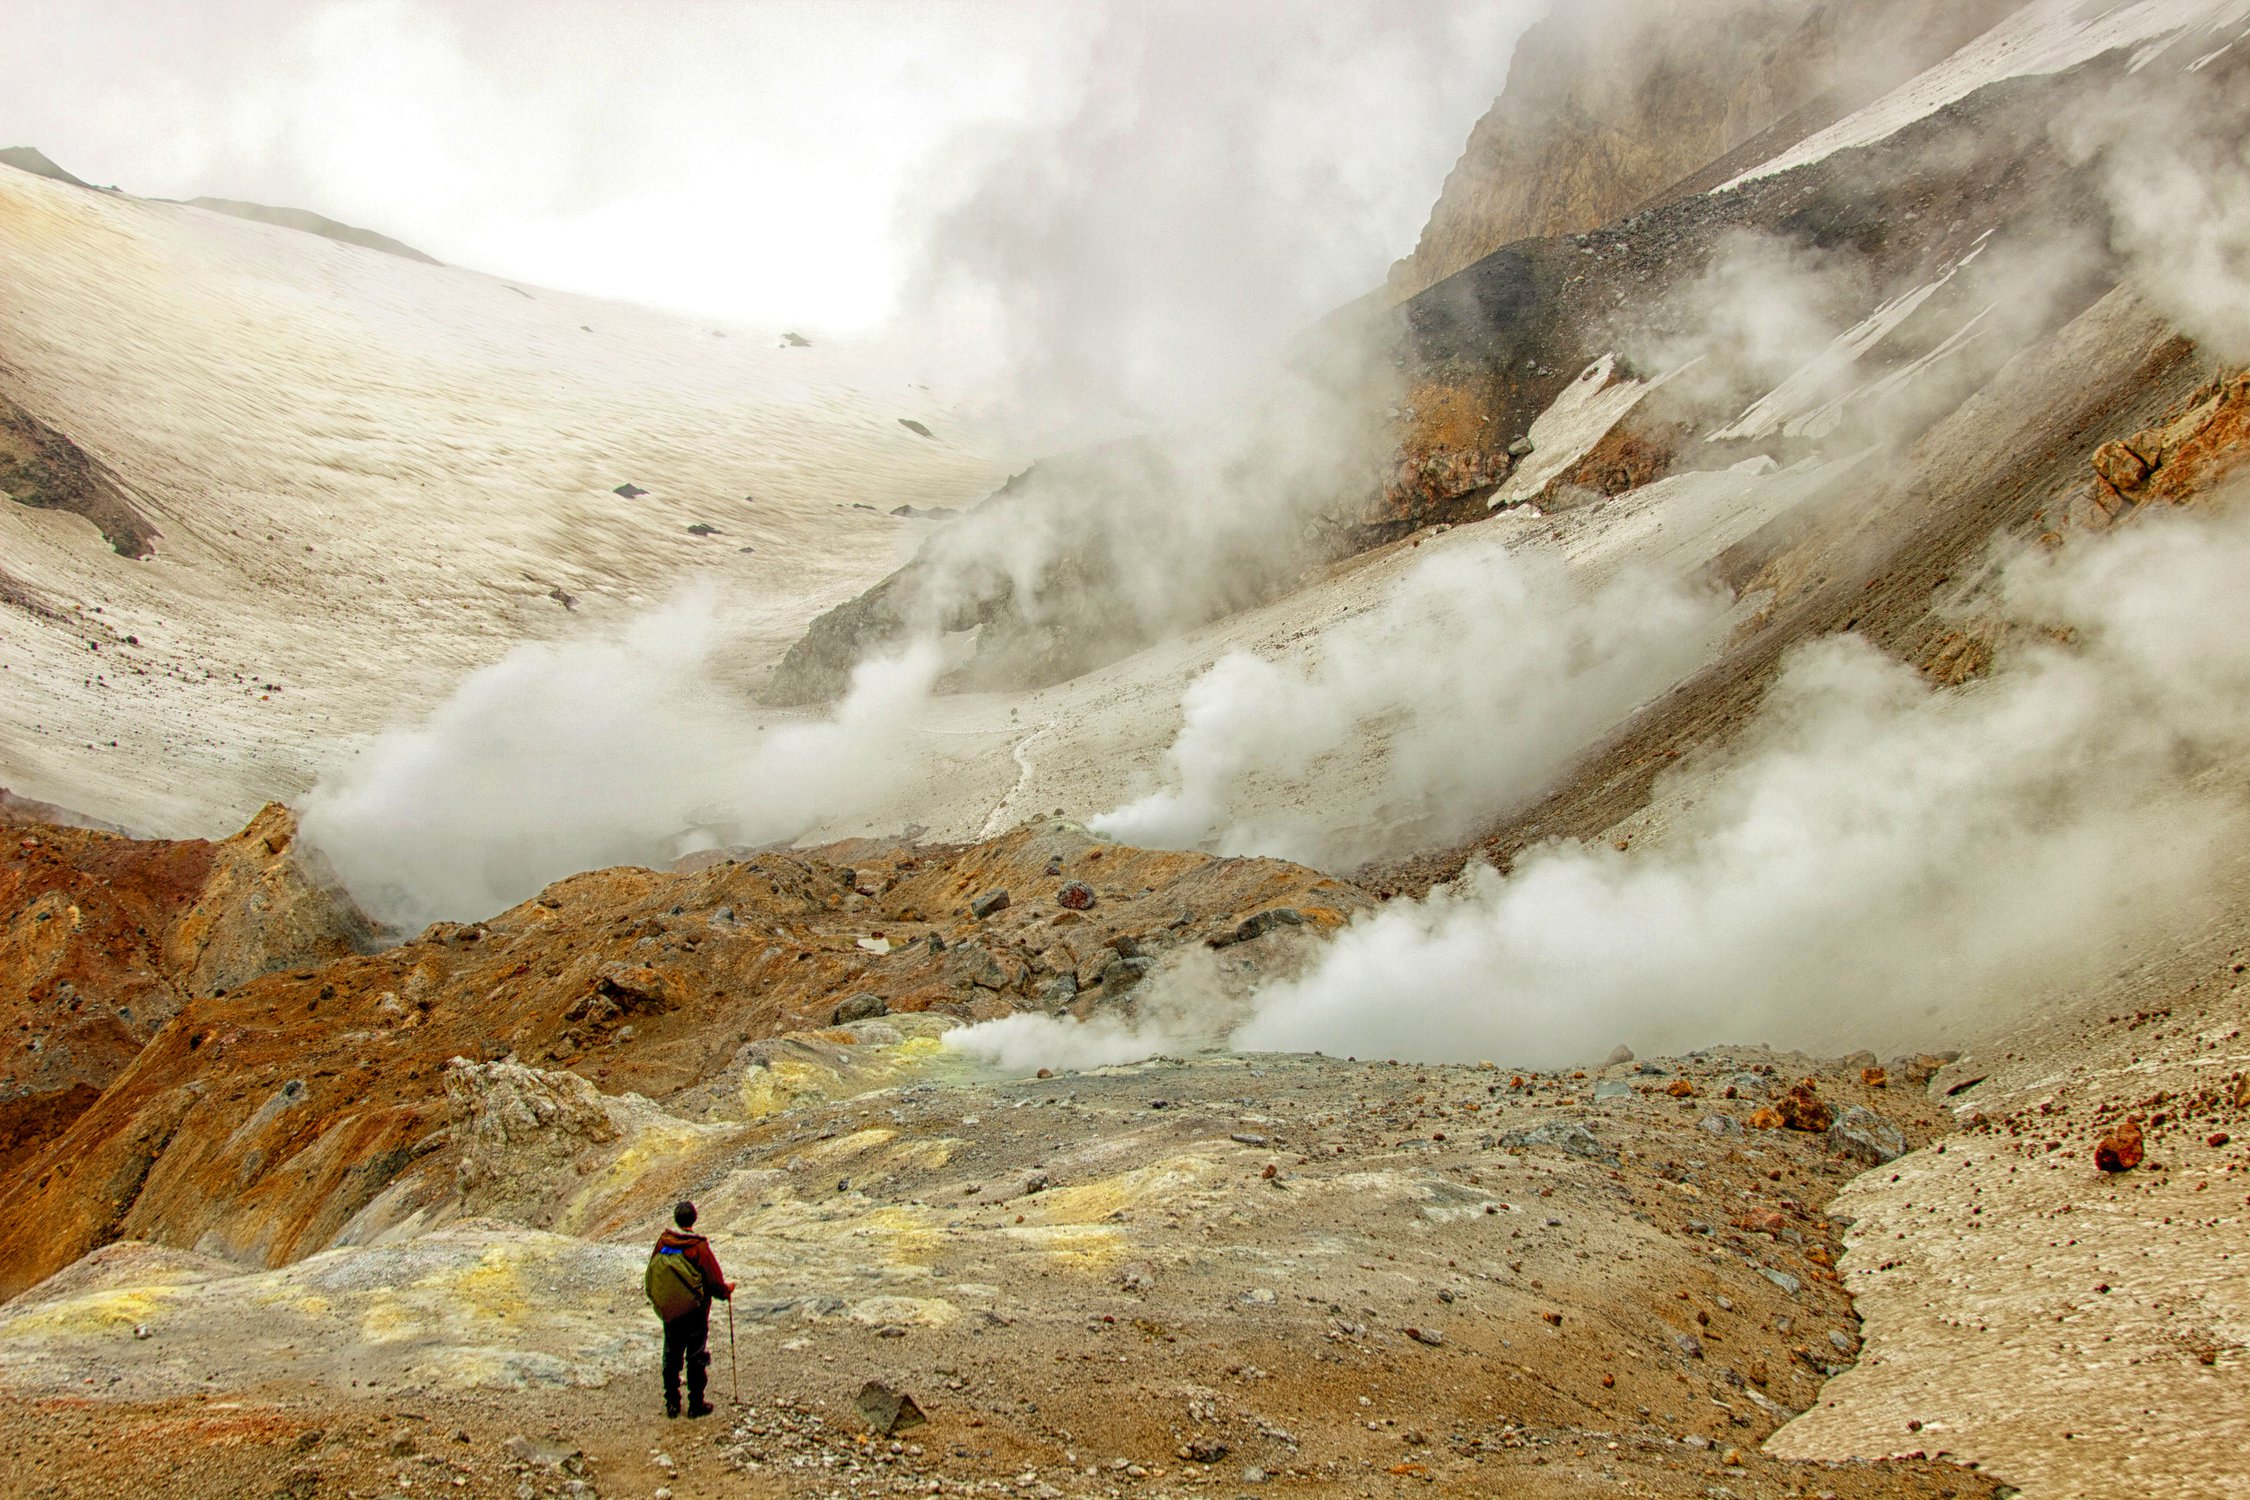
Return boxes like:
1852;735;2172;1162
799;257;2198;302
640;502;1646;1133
0;158;1016;835
1388;0;2026;298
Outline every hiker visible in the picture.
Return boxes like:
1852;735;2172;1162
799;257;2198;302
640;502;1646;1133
645;1200;733;1418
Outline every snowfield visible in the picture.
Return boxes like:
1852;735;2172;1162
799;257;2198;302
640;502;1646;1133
0;161;1016;834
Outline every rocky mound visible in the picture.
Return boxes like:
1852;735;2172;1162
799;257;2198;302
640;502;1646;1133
0;815;1364;1299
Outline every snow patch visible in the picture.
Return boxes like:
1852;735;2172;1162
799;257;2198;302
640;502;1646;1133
1719;0;2250;192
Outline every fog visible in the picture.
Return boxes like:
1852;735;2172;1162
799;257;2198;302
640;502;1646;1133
4;0;1531;400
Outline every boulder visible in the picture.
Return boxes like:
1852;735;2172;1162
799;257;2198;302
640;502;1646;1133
1827;1105;1907;1164
1777;1080;1833;1133
831;993;888;1025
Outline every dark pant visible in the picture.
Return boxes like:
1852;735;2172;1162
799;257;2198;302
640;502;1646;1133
661;1303;710;1410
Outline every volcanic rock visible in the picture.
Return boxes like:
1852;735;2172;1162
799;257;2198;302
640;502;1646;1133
2094;1117;2145;1173
1827;1105;1908;1164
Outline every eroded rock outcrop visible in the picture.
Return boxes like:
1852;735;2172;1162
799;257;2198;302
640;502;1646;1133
0;803;373;1176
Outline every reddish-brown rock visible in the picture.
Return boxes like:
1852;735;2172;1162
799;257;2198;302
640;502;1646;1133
1779;1080;1834;1133
2095;1117;2145;1174
0;803;371;1176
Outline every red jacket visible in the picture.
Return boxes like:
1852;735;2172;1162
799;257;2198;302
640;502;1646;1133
655;1228;733;1300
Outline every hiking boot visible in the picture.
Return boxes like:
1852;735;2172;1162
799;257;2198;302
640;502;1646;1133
686;1400;715;1419
666;1397;681;1419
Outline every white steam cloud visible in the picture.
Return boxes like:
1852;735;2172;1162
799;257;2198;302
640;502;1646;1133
905;0;1539;425
1091;541;1728;867
303;592;941;927
964;500;2250;1071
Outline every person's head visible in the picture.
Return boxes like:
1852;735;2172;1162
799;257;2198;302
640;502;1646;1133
674;1201;697;1229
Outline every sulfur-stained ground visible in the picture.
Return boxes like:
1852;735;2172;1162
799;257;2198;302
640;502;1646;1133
0;1026;2004;1499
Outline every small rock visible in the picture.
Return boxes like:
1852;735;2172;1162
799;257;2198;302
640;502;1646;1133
132;1324;150;1340
1215;908;1305;947
613;482;648;498
1056;881;1097;911
1761;1268;1803;1296
832;993;889;1025
1405;1326;1445;1347
855;1380;928;1435
685;522;720;536
898;418;936;439
1604;1044;1635;1066
1698;1113;1742;1138
1593;1080;1635;1102
1500;1121;1616;1163
503;1436;579;1469
970;889;1011;919
1230;1133;1270;1147
2096;1117;2145;1173
1507;436;1535;458
1179;1438;1229;1463
1778;1080;1833;1132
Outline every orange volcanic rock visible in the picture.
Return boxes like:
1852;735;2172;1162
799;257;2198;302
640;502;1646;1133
1779;1080;1834;1133
2094;1116;2145;1174
0;803;372;1176
0;815;1368;1298
2087;369;2250;523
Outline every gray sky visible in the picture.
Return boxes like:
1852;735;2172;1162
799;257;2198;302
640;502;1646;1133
4;1;1533;375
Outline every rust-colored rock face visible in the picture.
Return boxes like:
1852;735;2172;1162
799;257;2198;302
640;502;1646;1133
0;816;1367;1299
0;803;371;1177
1391;0;2024;298
2086;369;2250;524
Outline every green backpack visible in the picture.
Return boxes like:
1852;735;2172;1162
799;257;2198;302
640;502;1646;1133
645;1243;705;1321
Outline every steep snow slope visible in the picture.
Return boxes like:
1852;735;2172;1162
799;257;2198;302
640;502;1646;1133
0;163;1015;835
1719;0;2250;189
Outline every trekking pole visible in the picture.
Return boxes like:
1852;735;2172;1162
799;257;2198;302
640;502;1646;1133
728;1299;739;1404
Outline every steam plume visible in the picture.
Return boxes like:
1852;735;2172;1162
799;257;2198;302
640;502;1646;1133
1091;541;1728;867
302;593;941;927
960;499;2250;1070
